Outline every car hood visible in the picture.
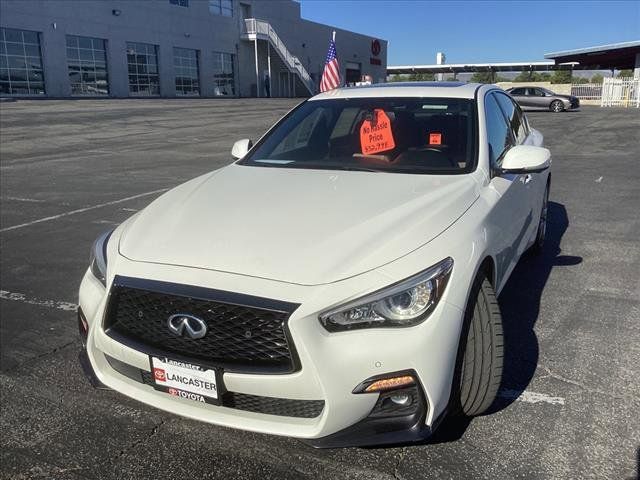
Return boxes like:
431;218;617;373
119;164;479;285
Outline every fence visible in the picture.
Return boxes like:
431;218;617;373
570;83;602;100
600;77;640;108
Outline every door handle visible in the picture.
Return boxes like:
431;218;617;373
521;174;532;185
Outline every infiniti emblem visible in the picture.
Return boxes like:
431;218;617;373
167;314;207;339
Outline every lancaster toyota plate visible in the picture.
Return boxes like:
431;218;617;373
150;356;220;405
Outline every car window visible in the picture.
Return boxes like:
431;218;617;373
534;88;547;97
493;92;528;144
484;93;513;168
329;107;360;139
240;97;477;174
525;88;537;96
272;108;328;155
510;88;525;95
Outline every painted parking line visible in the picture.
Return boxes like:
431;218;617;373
3;196;46;203
499;389;565;406
0;290;77;311
0;188;167;233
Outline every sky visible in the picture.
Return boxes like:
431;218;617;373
300;0;640;66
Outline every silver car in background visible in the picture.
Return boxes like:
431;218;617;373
506;86;580;112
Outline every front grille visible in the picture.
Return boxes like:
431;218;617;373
222;392;324;418
104;276;300;374
109;356;324;418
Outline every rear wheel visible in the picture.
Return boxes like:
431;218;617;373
550;100;564;113
451;273;503;416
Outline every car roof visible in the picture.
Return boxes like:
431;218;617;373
310;82;486;101
509;86;548;89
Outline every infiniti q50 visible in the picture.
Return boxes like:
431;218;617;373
78;82;551;447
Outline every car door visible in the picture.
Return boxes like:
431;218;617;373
529;88;549;109
494;91;543;254
509;87;530;107
484;92;532;290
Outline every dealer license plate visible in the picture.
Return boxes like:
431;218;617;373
150;356;220;405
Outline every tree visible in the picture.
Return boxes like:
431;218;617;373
513;71;553;82
573;76;590;84
590;73;604;84
408;72;435;81
617;69;633;78
550;70;572;84
470;71;495;83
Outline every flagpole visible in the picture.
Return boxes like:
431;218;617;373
332;31;337;86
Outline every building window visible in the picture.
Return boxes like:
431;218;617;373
0;27;45;96
66;35;109;96
127;42;160;96
173;47;199;96
209;0;233;16
212;52;235;96
169;0;189;6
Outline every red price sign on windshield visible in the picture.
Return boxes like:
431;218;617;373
360;109;396;155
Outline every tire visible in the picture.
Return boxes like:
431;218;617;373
451;273;503;417
529;183;549;255
550;100;564;113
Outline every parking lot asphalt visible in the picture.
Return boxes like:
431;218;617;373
1;99;639;480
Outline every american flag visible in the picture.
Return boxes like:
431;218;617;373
320;37;340;92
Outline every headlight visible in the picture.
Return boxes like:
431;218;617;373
89;229;114;287
319;257;453;332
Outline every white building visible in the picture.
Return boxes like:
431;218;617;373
0;0;388;98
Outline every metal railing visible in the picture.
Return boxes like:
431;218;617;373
570;83;602;100
600;77;640;108
243;18;314;94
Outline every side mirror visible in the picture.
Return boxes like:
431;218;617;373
231;138;253;159
501;145;551;173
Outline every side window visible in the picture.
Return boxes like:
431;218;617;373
510;88;524;95
494;92;527;144
484;93;513;168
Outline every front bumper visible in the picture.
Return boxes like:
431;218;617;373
79;256;466;447
79;336;443;447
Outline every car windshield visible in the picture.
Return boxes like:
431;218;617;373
239;97;476;174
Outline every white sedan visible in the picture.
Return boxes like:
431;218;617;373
78;82;550;447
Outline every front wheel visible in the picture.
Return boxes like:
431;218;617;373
451;273;504;416
550;100;564;113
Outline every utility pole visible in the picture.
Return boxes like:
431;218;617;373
254;38;260;97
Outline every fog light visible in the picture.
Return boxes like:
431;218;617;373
390;393;411;406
